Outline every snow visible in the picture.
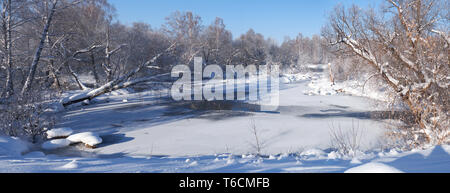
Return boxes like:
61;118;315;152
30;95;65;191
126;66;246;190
0;66;448;173
0;136;29;157
61;160;79;169
327;151;339;160
305;66;391;102
46;128;73;139
188;161;199;167
280;73;311;84
71;78;386;157
45;102;65;113
67;132;102;147
350;158;362;164
0;145;446;172
345;162;403;173
42;139;71;150
0;145;447;172
299;149;326;157
24;151;46;157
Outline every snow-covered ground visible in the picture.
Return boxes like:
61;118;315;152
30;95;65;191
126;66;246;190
1;136;448;173
303;64;393;102
0;65;448;173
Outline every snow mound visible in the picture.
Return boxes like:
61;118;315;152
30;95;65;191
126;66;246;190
188;161;198;167
110;89;130;96
0;136;29;157
345;162;403;173
67;132;102;147
46;128;73;139
280;73;311;84
61;160;78;169
300;149;326;157
306;70;390;101
44;102;65;113
42;139;71;150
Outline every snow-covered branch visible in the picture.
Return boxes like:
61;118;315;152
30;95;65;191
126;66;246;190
61;42;176;107
431;30;450;46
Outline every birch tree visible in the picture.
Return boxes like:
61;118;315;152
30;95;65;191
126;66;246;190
201;17;233;66
0;0;13;98
21;0;59;95
164;11;203;65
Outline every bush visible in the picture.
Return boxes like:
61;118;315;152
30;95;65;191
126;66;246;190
0;94;57;143
329;121;365;158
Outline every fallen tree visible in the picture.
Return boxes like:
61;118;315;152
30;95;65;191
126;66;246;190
61;43;176;107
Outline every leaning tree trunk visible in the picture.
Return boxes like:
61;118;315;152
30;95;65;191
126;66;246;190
67;62;88;90
21;0;58;95
61;43;176;107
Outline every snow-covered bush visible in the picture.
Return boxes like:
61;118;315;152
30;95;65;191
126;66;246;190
0;95;57;143
42;139;71;150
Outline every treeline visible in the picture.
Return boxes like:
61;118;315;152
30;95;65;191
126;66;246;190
0;0;332;99
0;0;333;141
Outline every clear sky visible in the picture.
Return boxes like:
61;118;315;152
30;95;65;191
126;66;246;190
108;0;381;43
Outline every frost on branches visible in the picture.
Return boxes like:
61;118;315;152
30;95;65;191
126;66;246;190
323;0;449;148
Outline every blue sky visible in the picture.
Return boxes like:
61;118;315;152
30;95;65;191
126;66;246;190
108;0;381;42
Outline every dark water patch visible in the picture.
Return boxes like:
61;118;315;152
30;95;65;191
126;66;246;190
133;118;153;122
276;106;309;114
320;109;346;113
41;144;99;158
162;100;281;121
195;110;253;121
97;133;134;148
170;100;265;112
301;110;414;122
329;104;350;109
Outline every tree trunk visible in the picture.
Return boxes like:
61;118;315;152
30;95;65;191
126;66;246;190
61;73;169;107
61;43;175;107
91;54;100;87
67;62;88;90
2;0;13;98
21;0;58;95
49;60;62;93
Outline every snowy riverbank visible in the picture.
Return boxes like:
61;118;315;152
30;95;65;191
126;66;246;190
1;66;448;173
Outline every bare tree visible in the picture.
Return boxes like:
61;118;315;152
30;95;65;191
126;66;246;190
201;17;233;66
164;11;203;65
102;22;127;82
0;0;31;98
21;0;59;95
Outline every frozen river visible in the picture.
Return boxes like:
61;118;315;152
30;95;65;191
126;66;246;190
59;73;388;157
